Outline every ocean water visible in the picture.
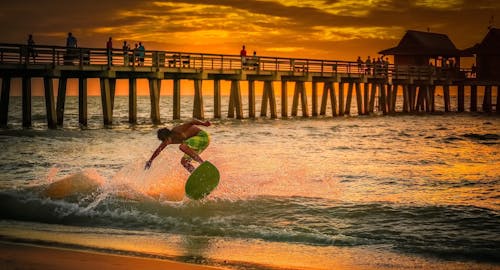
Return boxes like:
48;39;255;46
0;96;499;270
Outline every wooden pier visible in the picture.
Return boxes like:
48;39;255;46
0;43;498;128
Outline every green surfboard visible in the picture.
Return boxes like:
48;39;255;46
185;161;220;200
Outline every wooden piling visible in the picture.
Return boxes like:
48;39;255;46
470;85;477;112
43;77;57;129
483;85;492;113
78;78;88;126
213;79;221;118
173;79;181;119
99;78;113;125
228;80;243;119
149;79;161;124
379;83;387;114
260;81;277;118
338;83;345;116
312;81;318;116
0;77;11;127
22;76;31;128
248;80;255;118
110;79;116;118
415;86;424;112
56;77;67;126
402;84;409;113
193;79;204;119
320;81;337;116
281;80;288;118
363;83;369;115
291;81;309;117
390;84;398;113
344;82;353;115
497;86;500;114
458;85;465;112
128;78;137;124
353;82;362;115
386;84;392;113
368;83;376;113
443;85;450;112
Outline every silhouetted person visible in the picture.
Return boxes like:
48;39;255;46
365;56;372;75
122;40;130;66
66;32;77;48
106;37;113;65
138;42;145;66
356;56;363;73
240;45;247;68
27;34;36;63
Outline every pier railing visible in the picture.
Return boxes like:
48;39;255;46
0;43;469;81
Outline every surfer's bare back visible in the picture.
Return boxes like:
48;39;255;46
145;119;211;173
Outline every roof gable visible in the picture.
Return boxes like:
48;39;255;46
379;30;459;56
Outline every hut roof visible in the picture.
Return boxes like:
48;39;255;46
379;30;460;56
463;28;500;55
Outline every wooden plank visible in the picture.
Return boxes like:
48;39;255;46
470;85;477;112
458;85;465;112
482;85;492;113
311;81;318;116
345;82;353;115
338;82;345;116
402;84;409;113
368;83;376;113
443;85;450;112
228;80;243;119
291;81;308;117
149;79;161;124
260;81;277;118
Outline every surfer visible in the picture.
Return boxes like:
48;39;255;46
145;119;211;173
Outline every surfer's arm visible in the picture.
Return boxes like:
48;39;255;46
189;119;211;127
145;140;169;169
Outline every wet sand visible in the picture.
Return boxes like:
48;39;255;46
0;242;225;270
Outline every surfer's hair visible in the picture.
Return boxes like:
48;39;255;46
157;128;171;141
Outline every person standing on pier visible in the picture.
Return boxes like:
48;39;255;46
106;37;113;65
144;119;211;173
138;42;145;66
240;45;247;67
27;34;36;63
122;41;130;66
66;32;77;48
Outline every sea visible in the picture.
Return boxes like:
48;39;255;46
0;93;499;270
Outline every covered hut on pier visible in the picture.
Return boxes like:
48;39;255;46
463;28;500;81
379;30;462;70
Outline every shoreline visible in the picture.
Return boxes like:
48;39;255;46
0;241;227;270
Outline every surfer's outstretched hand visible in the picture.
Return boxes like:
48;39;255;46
144;160;152;170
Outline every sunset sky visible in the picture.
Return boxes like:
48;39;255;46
2;0;499;61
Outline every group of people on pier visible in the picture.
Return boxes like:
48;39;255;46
357;56;390;76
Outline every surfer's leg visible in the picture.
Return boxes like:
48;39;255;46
181;157;195;173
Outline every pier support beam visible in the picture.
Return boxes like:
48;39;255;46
79;78;88;126
56;77;67;126
99;78;113;125
43;77;57;129
128;78;137;124
291;81;308;117
260;81;277;118
345;82;354;115
497;86;500;114
173;79;181;120
228;80;243;119
402;85;409;113
193;79;204;119
312;81;318;116
443;85;451;112
0;77;11;127
320;81;337;116
458;85;465;112
379;83;387;114
248;80;255;118
149;79;161;124
363;83;369;115
355;82;363;115
22;76;32;128
338;83;345;116
483;85;492;113
281;81;288;118
368;83;376;113
470;85;477;112
214;80;221;118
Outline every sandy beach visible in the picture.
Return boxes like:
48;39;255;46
0;242;225;270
